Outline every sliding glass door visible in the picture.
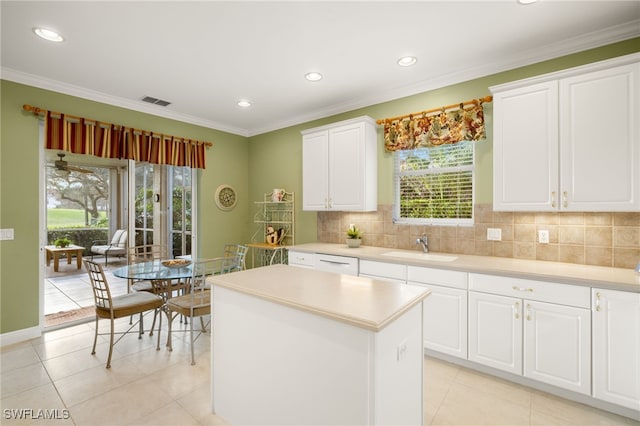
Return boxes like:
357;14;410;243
169;166;192;258
130;162;194;258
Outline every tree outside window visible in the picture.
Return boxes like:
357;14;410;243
393;141;474;226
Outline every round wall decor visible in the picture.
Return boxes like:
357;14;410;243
215;184;237;211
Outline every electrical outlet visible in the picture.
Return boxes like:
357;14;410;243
397;340;408;362
0;228;14;240
487;228;502;241
538;230;549;244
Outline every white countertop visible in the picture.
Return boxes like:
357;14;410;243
289;243;640;293
207;264;431;331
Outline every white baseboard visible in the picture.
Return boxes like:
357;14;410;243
0;326;42;347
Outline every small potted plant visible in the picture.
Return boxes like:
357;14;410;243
346;224;362;248
54;236;72;248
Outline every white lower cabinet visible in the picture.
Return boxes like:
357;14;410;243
359;260;407;284
468;273;591;394
408;266;468;359
288;249;640;415
468;291;522;374
592;288;640;411
287;250;315;269
523;300;591;395
421;284;468;359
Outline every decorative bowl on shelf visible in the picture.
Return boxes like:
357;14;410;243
161;259;192;269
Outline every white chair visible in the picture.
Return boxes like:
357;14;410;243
91;229;128;264
223;244;248;272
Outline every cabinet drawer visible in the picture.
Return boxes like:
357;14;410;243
314;253;359;276
407;266;467;290
288;251;315;267
360;260;407;281
469;273;590;308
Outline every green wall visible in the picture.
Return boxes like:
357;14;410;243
0;81;249;335
249;38;640;244
1;38;638;337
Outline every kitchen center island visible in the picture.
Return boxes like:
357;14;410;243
207;264;431;425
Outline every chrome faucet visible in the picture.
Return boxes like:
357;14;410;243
416;234;428;253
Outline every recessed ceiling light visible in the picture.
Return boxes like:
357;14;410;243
237;100;252;108
517;0;538;4
305;72;323;82
397;56;417;67
33;27;64;42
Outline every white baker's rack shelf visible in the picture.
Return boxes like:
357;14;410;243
249;191;294;267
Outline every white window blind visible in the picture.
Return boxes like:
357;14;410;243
393;141;475;225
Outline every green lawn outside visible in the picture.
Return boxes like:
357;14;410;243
47;208;107;228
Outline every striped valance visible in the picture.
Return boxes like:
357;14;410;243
24;105;211;169
380;97;490;152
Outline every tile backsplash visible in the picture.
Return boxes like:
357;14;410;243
316;204;640;269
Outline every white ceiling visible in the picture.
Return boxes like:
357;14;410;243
2;1;639;137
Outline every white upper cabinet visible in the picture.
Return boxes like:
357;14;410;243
560;64;639;211
493;81;559;211
302;116;377;211
491;54;640;212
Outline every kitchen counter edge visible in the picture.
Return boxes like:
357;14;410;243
288;243;640;293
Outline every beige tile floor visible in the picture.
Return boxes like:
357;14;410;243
2;318;639;426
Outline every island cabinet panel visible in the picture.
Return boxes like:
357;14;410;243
210;265;429;425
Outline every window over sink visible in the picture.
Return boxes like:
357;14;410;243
393;141;475;226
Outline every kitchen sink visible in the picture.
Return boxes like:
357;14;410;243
382;251;458;262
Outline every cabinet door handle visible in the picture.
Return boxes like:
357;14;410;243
563;191;568;208
595;292;601;312
512;286;533;292
526;303;532;321
551;191;556;208
514;301;520;320
328;197;332;209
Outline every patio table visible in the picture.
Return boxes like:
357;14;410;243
45;245;85;272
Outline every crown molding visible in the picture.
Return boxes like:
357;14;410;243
249;20;640;136
1;67;250;137
3;20;638;138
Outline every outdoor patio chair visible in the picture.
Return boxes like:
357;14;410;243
90;229;128;264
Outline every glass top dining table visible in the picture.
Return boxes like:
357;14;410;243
111;260;193;280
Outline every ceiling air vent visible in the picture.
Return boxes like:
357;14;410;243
141;96;171;107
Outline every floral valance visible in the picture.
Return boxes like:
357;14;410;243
23;105;211;169
381;98;490;152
